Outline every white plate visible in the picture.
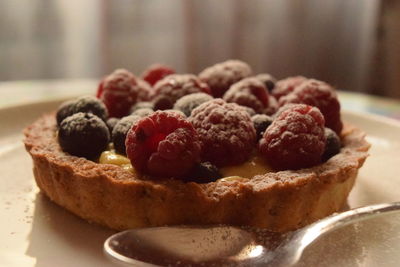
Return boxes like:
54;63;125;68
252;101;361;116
1;100;400;267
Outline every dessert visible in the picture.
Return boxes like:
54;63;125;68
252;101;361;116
24;60;370;232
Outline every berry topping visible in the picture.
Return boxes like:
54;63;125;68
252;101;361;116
130;101;154;113
173;92;213;117
152;74;211;109
189;99;256;167
141;64;175;86
153;95;174;111
251;114;273;140
223;77;271;114
112;115;141;155
58;113;110;159
272;76;307;100
97;69;139;118
125;111;201;177
259;104;326;170
254;73;277;91
199;60;252;97
278;79;343;134
322;127;341;161
106;117;119;133
131;108;154;118
185;162;222;183
136;78;153;102
56;96;108;126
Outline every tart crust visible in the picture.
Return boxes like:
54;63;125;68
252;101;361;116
24;113;370;232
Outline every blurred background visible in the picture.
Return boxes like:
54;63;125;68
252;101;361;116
0;0;399;99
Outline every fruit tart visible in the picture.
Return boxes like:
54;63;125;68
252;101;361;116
24;61;370;232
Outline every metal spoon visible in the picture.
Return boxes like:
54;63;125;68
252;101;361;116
104;202;400;266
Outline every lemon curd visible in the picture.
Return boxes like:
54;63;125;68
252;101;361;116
99;150;273;180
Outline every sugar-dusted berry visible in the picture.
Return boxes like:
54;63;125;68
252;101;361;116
141;64;175;86
259;104;326;170
223;77;271;114
251;114;273;140
112;115;141;155
152;74;211;109
199;60;252;97
185;162;222;183
58;113;110;159
254;73;277;92
322;127;342;161
272;76;307;100
189;99;256;167
278;79;343;134
125;111;201;177
173;93;213;117
97;69;139;118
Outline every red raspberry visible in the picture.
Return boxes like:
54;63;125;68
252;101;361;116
141;64;175;86
136;78;153;102
259;104;326;170
223;77;274;114
151;74;211;109
278;79;343;134
189;99;256;167
97;69;139;118
272;76;307;100
199;60;252;97
125;111;201;178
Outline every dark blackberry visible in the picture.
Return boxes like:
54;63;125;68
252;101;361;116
251;114;273;139
58;113;110;159
185;162;222;183
153;95;174;110
173;93;213;117
56;96;108;126
322;128;341;161
131;108;154;118
131;101;154;113
254;73;277;92
56;100;75;126
112;115;141;155
106;117;119;133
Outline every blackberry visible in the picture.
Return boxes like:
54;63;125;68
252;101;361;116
185;162;222;183
56;96;108;126
254;73;277;92
131;101;154;113
173;93;213;117
58;113;110;159
153;95;174;110
322;128;341;161
131;108;154;118
112;115;141;155
251;114;273;139
106;117;119;133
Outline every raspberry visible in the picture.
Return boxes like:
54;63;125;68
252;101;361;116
112;115;141;155
189;99;256;167
97;69;139;118
251;114;273;140
152;74;211;108
185;162;222;183
137;78;153;102
322;128;341;161
173;93;213;117
56;96;108;126
278;79;343;134
126;111;201;177
223;77;271;114
259;104;326;170
272;76;307;100
58;113;110;159
199;60;252;97
254;73;277;92
141;64;175;86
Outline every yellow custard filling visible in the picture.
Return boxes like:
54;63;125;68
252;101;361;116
99;150;274;180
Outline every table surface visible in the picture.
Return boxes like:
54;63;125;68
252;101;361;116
0;79;399;120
